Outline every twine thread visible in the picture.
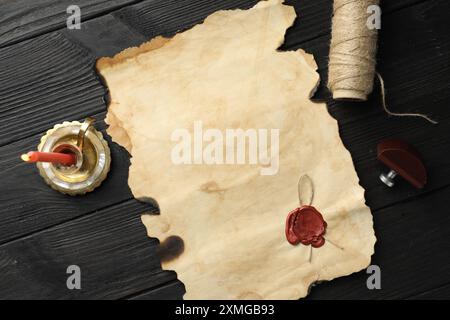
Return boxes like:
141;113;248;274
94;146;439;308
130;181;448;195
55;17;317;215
377;73;438;124
328;0;379;101
328;0;437;124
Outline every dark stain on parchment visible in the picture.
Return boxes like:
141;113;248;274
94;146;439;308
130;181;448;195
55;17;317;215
157;236;185;263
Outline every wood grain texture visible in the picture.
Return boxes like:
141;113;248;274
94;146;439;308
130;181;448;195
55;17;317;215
408;282;450;300
0;0;141;48
111;0;425;50
0;200;173;300
62;14;147;58
112;0;259;39
0;32;106;146
306;186;450;300
128;281;185;300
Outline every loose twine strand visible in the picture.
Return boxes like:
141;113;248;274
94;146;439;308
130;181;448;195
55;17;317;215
377;72;438;125
328;0;437;124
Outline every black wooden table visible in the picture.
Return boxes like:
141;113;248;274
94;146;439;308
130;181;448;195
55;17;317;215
0;0;449;300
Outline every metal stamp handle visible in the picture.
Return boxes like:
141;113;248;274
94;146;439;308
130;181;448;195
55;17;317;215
77;117;95;151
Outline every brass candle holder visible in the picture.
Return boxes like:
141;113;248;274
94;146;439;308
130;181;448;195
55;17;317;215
35;118;111;195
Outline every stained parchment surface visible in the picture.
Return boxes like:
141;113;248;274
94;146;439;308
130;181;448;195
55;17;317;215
97;0;376;300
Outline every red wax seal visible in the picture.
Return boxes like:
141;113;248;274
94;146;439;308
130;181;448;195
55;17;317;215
285;206;327;248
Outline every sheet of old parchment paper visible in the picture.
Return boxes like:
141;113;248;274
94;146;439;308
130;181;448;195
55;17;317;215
97;0;376;300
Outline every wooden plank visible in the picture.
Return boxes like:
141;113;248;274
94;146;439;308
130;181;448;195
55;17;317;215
305;186;450;300
0;199;174;300
0;0;429;50
0;32;106;146
408;282;450;300
0;113;143;245
0;0;141;48
62;14;147;58
128;281;185;300
112;0;259;39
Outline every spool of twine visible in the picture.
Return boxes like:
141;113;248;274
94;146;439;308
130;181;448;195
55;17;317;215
328;0;380;101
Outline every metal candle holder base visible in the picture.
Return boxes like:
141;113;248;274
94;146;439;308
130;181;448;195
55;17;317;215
36;118;111;196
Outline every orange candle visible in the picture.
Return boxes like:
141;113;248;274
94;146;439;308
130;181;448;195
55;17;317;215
21;151;77;166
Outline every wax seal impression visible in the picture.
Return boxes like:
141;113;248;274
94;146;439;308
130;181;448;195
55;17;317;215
285;175;327;248
285;206;327;248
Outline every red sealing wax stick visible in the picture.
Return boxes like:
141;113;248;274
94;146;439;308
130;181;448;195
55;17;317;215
21;151;77;166
285;206;327;248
